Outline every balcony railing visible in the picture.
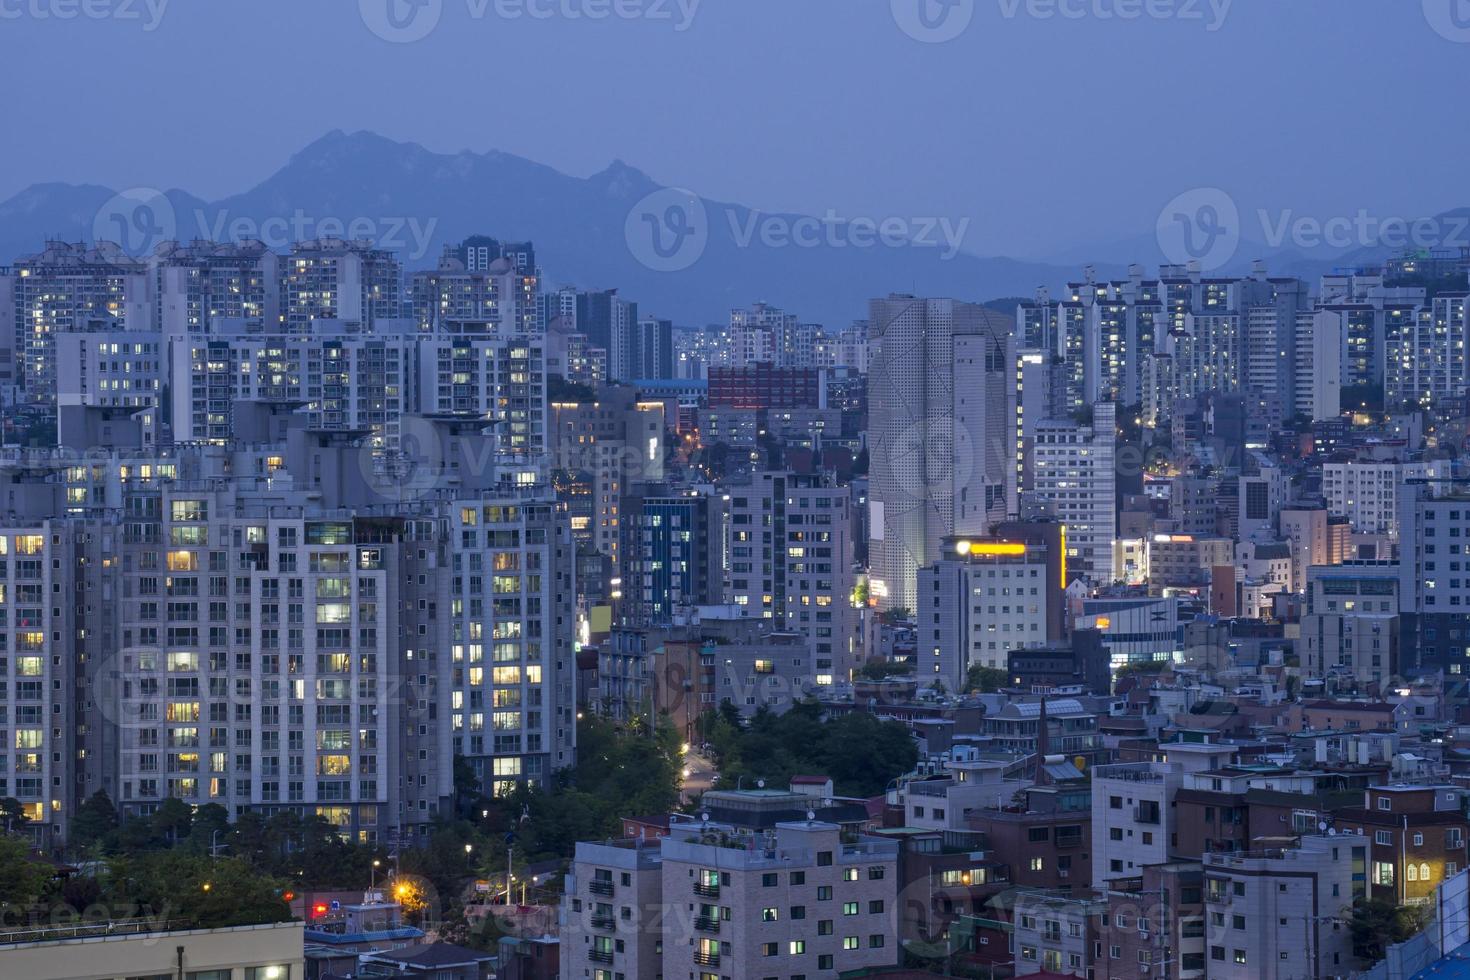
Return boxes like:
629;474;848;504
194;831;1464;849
694;916;721;934
591;915;615;931
589;879;614;896
694;951;720;967
1133;805;1161;825
693;881;720;898
588;949;613;964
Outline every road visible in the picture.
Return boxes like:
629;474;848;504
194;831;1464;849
679;745;719;803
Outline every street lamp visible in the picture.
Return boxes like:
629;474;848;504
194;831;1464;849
370;858;381;893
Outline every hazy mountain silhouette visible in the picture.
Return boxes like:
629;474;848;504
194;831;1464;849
0;131;1457;326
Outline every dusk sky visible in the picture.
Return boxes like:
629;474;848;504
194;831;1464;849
3;0;1467;258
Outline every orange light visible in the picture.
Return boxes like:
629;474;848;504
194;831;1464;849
1095;617;1112;629
312;903;330;918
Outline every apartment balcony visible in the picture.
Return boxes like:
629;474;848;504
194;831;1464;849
693;881;720;898
694;916;721;934
589;879;614;896
588;949;613;964
1133;805;1161;825
694;951;720;967
591;915;615;931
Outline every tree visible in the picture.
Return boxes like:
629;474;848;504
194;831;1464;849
69;790;119;851
111;851;292;930
965;665;1008;693
878;607;913;626
857;659;915;681
1350;897;1431;964
149;797;193;846
0;835;51;924
0;798;30;833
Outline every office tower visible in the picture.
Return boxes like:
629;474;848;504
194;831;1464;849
410;253;539;334
149;239;281;337
1030;402;1117;586
7;241;150;402
281;238;401;331
618;487;725;626
867;295;1015;611
548;386;666;577
726;471;861;685
917;537;1051;687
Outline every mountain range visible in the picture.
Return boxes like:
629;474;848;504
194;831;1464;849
0;130;1457;327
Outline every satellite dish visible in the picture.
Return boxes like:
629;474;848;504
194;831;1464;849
806;810;816;822
1318;821;1328;832
1328;828;1337;836
757;779;766;789
700;812;710;823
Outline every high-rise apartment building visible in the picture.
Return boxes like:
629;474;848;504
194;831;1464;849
280;238;401;331
1030;402;1117;586
7;241;150;402
726;471;861;685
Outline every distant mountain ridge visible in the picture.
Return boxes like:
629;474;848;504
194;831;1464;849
0;130;1458;326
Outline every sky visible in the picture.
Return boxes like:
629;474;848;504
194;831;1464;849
0;0;1466;259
